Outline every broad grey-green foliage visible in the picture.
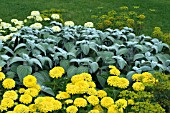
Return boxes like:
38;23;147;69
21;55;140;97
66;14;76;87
0;22;170;89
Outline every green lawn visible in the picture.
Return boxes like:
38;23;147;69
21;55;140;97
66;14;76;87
0;0;170;35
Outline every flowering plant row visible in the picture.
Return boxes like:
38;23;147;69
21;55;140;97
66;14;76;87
0;66;169;113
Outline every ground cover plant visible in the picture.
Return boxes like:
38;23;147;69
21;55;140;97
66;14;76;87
0;9;170;112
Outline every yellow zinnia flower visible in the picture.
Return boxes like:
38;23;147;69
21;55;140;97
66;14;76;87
3;90;18;100
66;105;78;113
49;66;65;79
101;97;114;108
14;104;29;113
23;75;37;87
2;78;15;89
19;94;32;104
87;95;99;106
74;98;87;107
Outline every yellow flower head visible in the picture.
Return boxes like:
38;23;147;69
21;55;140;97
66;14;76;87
87;95;99;106
132;82;145;91
66;83;79;94
137;14;145;20
3;90;18;100
88;110;100;113
71;74;84;84
109;65;120;76
116;78;129;89
29;104;37;112
84;22;94;28
120;6;128;10
87;88;97;96
56;91;71;100
115;99;127;109
53;100;62;110
0;72;5;81
23;75;37;87
66;105;78;113
132;73;143;82
14;104;29;113
18;88;25;94
2;78;15;89
65;99;73;104
33;84;41;91
19;94;32;104
107;76;119;87
81;73;92;82
101;97;114;108
75;81;89;94
49;66;65;79
1;98;14;108
88;82;96;88
24;88;39;97
97;90;107;98
74;98;87;107
107;105;119;113
64;21;75;27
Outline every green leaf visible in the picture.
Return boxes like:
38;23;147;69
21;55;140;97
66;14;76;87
0;55;10;60
81;44;90;55
41;85;55;96
9;57;26;65
133;54;145;61
3;46;14;55
36;44;46;56
6;71;16;79
17;65;32;82
116;48;128;55
64;42;74;52
98;51;114;61
14;43;27;51
67;66;77;78
134;45;148;53
28;58;42;69
33;72;45;85
97;75;106;88
112;56;127;69
89;62;99;73
156;54;168;65
126;71;135;85
60;60;70;71
38;56;53;68
76;66;89;74
0;60;6;67
139;66;152;71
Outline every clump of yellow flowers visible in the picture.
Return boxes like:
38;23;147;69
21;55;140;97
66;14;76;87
0;66;166;113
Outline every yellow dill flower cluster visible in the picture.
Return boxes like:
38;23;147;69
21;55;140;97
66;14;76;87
107;76;129;89
34;96;62;112
49;66;65;78
109;65;120;76
119;6;129;10
137;14;146;20
2;78;15;89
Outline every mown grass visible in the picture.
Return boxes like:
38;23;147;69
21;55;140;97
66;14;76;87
0;0;170;35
